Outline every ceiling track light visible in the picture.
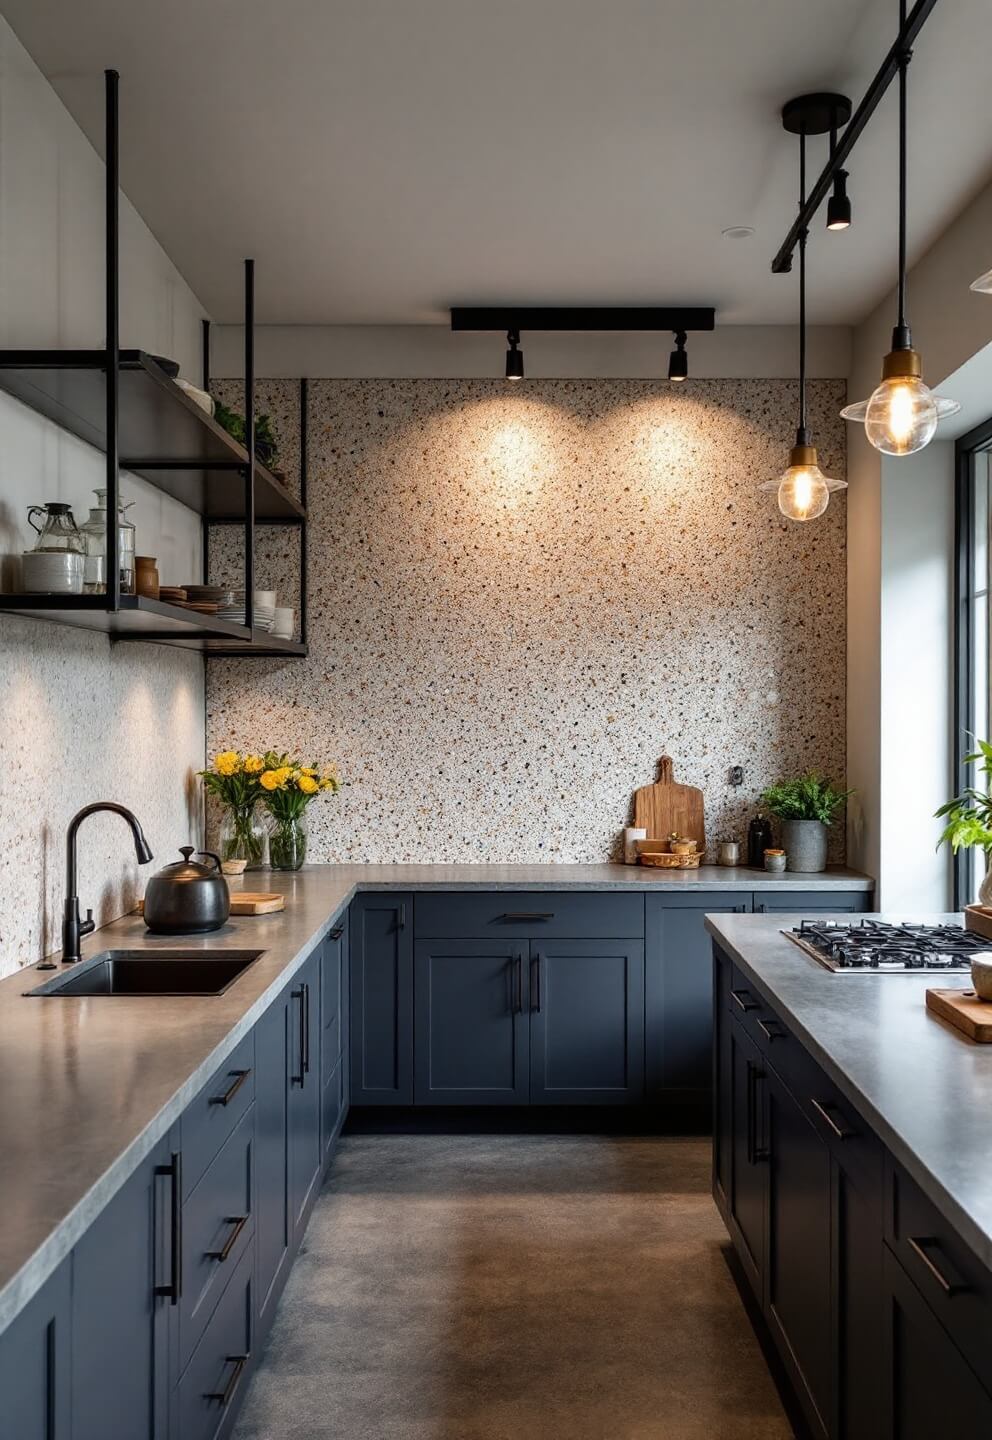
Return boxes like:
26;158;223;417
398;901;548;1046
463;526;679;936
761;106;847;522
505;328;524;381
840;12;958;452
668;330;688;382
826;166;852;231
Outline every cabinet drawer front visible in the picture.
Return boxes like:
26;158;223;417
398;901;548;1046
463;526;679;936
177;1244;253;1440
180;1106;254;1372
415;891;644;939
727;964;778;1051
752;889;871;913
321;935;342;1078
795;1061;882;1205
886;1161;992;1387
182;1033;255;1198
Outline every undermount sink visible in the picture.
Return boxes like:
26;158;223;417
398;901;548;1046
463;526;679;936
27;949;264;997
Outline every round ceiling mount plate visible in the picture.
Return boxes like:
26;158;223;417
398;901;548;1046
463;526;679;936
781;92;852;136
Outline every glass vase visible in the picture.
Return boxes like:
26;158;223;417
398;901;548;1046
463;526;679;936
219;803;266;871
268;814;307;871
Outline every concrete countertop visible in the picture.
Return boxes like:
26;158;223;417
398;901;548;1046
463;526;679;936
0;862;871;1336
705;911;992;1272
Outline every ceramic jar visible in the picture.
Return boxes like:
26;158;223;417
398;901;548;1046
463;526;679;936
135;556;160;600
764;849;787;873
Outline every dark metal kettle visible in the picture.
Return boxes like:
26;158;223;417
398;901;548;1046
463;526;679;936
143;846;230;934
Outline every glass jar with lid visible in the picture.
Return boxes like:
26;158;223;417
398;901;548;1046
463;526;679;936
79;488;136;594
22;503;85;594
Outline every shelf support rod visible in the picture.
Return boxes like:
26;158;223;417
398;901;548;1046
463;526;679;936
769;0;941;273
299;377;308;650
105;69;121;611
201;318;211;393
243;259;255;634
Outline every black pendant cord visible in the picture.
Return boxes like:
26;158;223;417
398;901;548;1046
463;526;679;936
797;127;809;445
896;0;911;346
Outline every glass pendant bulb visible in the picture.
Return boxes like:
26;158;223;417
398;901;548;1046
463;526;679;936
970;267;992;295
760;442;831;522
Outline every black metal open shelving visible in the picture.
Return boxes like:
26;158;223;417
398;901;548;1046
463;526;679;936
0;69;309;660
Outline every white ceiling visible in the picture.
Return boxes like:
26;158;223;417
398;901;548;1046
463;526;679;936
5;0;991;326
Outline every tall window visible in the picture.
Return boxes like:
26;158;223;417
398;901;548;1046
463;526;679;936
955;420;992;906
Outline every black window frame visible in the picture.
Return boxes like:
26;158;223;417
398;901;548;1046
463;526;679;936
953;416;992;909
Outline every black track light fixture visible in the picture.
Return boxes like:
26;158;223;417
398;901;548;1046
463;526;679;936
826;168;851;231
505;329;524;381
668;330;688;382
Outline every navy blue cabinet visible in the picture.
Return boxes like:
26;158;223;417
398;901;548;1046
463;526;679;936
71;1130;177;1440
414;939;529;1103
646;893;750;1104
254;988;291;1334
726;1015;766;1295
752;890;869;914
289;948;322;1243
350;893;414;1105
0;1257;70;1440
529;939;645;1104
322;917;349;1159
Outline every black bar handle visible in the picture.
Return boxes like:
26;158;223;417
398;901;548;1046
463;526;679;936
209;1068;251;1108
291;987;305;1086
398;903;407;930
329;925;344;940
515;953;523;1012
752;1070;770;1162
907;1237;970;1297
731;988;761;1014
754;903;767;914
531;954;542;1012
503;912;554;922
303;982;311;1075
205;1214;249;1263
155;1151;182;1304
757;1018;786;1043
205;1354;249;1406
810;1098;857;1140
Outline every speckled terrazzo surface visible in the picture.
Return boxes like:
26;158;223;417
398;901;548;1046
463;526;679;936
0;617;204;977
207;378;847;864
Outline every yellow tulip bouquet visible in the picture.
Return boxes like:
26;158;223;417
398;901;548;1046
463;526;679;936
256;752;341;871
199;750;270;868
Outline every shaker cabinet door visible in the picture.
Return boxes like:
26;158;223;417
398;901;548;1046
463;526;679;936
529;939;645;1104
0;1258;71;1440
414;939;529;1104
350;894;414;1105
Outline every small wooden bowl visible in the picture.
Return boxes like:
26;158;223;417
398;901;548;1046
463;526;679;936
640;850;703;869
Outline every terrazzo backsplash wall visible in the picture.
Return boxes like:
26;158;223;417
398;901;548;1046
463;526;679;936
0;620;204;975
206;378;847;864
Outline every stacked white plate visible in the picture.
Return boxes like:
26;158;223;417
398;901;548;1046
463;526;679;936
219;590;276;632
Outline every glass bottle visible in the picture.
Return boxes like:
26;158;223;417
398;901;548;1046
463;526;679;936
79;489;137;594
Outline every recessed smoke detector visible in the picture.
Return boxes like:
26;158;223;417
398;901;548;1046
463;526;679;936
721;226;755;241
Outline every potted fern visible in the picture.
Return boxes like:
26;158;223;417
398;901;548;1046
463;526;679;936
760;772;853;873
936;737;992;904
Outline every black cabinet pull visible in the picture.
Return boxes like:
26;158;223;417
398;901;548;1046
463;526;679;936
209;1068;251;1107
291;987;305;1086
205;1214;249;1263
745;1063;769;1165
154;1151;182;1305
734;904;748;913
397;903;407;930
731;988;760;1014
513;954;523;1013
303;982;311;1075
754;903;767;914
531;954;542;1011
907;1237;970;1297
757;1018;786;1042
810;1098;857;1140
329;925;344;941
503;912;554;922
204;1353;249;1406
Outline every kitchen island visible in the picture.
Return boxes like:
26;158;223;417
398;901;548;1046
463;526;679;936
706;910;992;1439
0;864;871;1439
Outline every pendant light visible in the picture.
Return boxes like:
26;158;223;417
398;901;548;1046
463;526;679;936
840;7;959;451
970;268;992;295
825;118;852;231
761;120;847;522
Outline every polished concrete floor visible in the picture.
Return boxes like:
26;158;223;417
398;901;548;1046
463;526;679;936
233;1135;794;1440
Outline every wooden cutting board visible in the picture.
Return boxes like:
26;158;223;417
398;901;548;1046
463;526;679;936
135;892;285;917
926;988;992;1042
633;754;705;850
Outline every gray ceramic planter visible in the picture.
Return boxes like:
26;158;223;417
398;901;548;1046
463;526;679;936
781;819;828;873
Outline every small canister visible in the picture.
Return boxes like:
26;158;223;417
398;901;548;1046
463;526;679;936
764;848;787;874
718;840;739;867
623;827;647;865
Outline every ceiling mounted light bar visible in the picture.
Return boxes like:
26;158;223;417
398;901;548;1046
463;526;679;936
450;307;715;333
769;0;941;274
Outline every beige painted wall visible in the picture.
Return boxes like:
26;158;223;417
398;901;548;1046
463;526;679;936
206;377;847;864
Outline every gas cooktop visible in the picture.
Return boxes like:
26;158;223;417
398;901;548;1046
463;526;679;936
786;919;989;973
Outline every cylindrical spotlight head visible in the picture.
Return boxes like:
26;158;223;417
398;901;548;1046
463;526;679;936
826;169;851;231
668;330;688;382
505;329;524;380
